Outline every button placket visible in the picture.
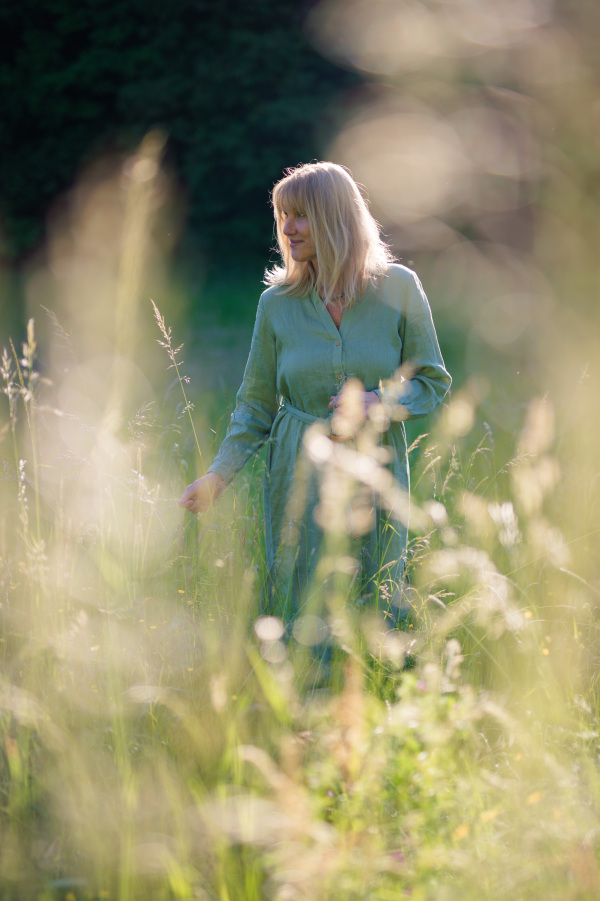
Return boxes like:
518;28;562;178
333;335;344;391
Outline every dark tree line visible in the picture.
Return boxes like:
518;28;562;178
0;0;355;260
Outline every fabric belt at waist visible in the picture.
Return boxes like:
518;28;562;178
280;397;328;425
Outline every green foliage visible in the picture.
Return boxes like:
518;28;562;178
0;0;355;258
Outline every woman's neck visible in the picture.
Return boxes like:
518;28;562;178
308;261;347;305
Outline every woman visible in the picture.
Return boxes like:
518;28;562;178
179;162;451;620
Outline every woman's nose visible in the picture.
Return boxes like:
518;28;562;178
283;217;294;235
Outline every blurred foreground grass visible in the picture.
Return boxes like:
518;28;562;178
1;297;599;900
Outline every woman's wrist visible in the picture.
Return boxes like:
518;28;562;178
205;470;226;500
207;470;226;487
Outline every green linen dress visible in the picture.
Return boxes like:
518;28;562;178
208;264;451;618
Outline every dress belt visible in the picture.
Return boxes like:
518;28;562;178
280;397;328;425
281;397;353;444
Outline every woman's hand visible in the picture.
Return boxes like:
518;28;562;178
328;389;381;412
178;471;226;514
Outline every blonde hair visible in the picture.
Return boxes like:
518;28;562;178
264;161;393;305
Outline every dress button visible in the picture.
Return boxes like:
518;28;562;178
336;340;340;346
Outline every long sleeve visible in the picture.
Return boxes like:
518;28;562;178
208;296;279;484
376;269;451;418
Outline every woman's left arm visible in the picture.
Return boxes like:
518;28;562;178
379;269;451;418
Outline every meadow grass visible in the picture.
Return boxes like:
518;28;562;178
1;130;599;900
0;305;599;901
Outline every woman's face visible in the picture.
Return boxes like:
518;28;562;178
281;210;317;265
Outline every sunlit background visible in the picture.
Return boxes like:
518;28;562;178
1;0;600;898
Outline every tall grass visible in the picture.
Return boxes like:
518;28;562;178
1;136;599;900
1;308;599;899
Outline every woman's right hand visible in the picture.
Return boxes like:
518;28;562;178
178;471;226;514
